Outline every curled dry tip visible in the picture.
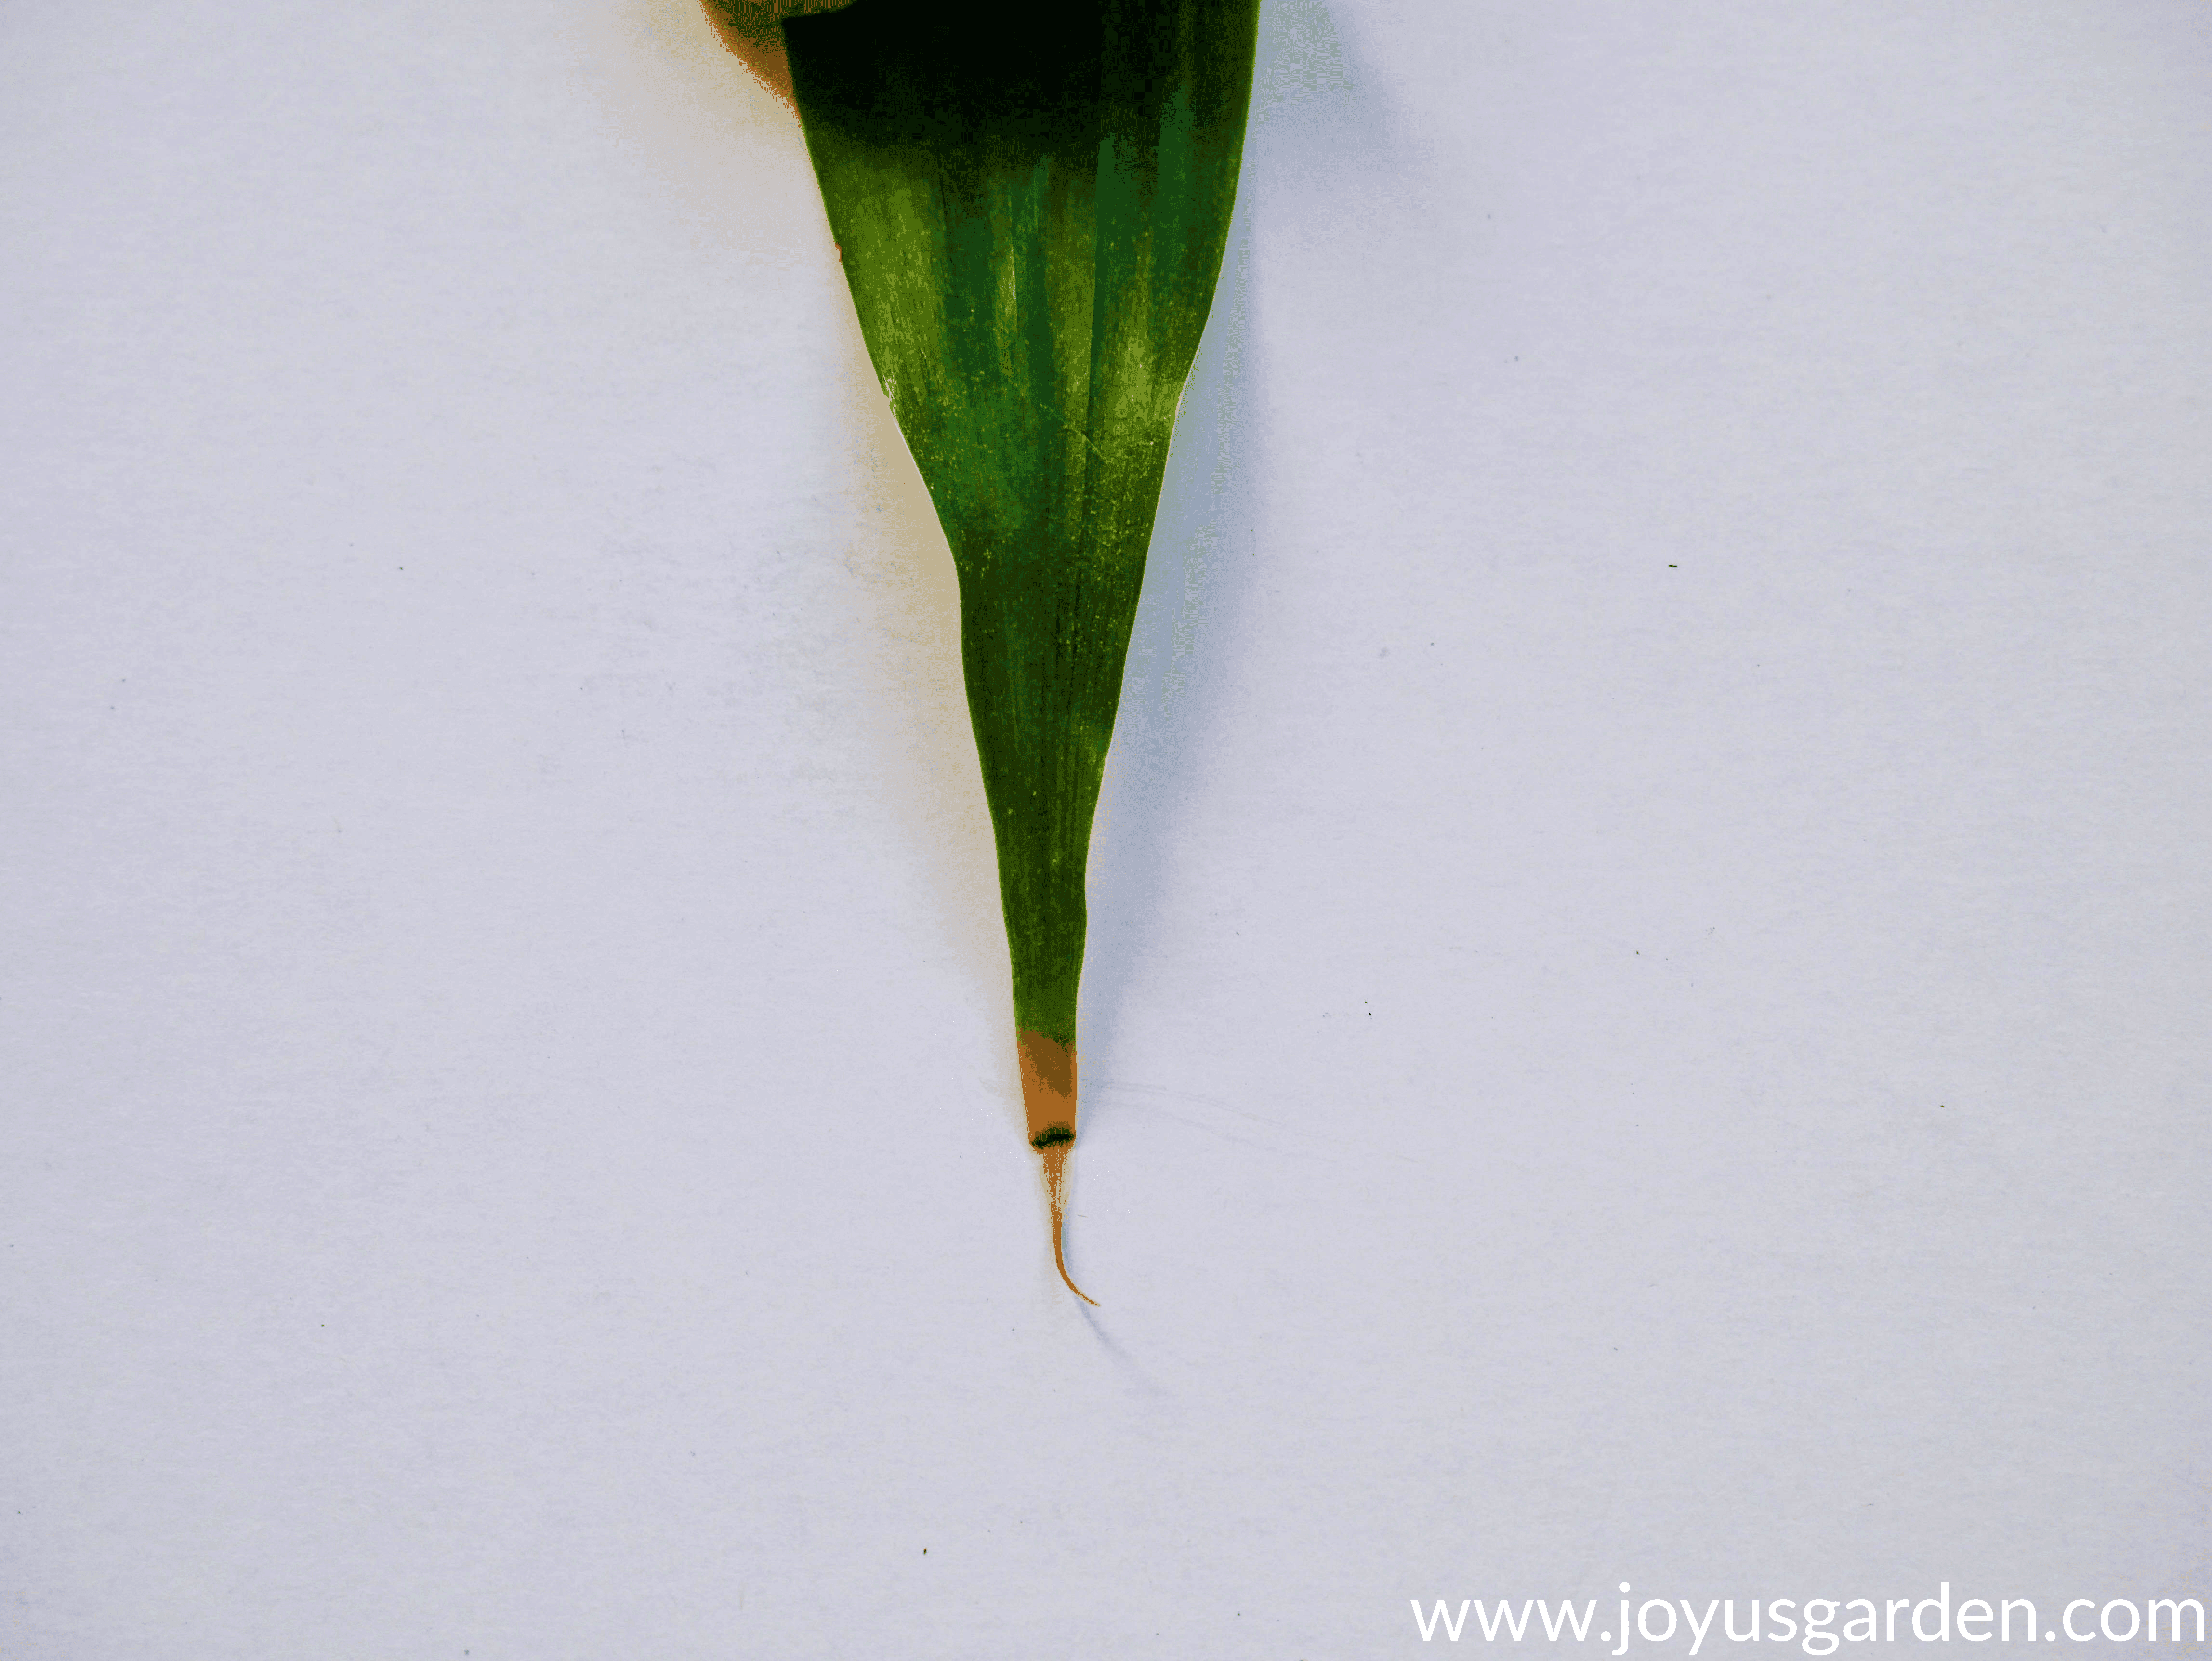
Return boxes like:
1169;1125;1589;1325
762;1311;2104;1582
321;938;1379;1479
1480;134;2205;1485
1038;1141;1099;1306
1020;1032;1093;1303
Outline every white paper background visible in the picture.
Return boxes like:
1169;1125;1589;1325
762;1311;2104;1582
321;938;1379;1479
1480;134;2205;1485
4;1;2207;1656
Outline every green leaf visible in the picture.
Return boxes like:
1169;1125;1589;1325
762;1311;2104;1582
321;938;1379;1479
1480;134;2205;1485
787;5;1257;1070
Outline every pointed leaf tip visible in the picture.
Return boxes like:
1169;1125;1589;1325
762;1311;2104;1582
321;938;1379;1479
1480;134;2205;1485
1040;1142;1099;1306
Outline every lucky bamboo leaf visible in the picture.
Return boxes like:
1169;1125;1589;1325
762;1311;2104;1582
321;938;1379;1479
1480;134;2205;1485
784;0;1259;1299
